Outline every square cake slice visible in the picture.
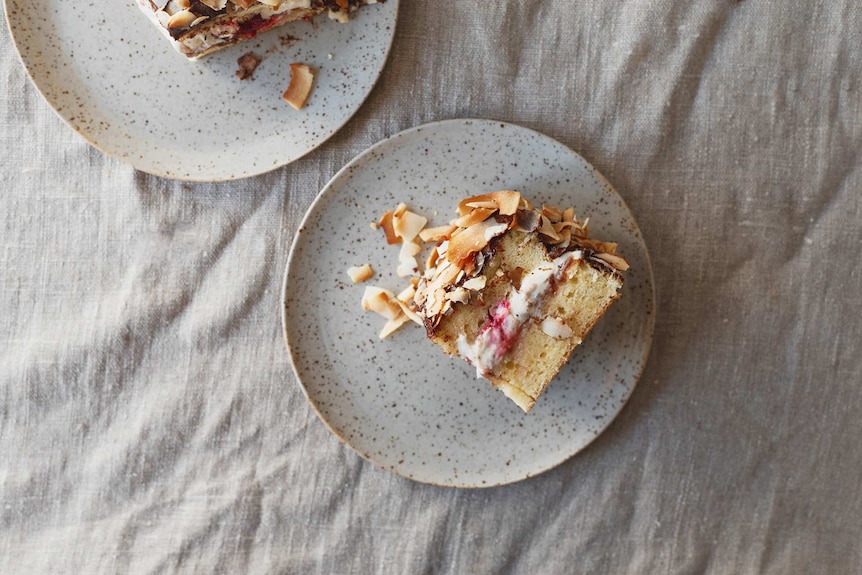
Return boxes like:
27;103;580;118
413;192;628;413
136;0;378;60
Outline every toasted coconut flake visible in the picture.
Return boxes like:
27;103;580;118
489;191;521;216
556;228;572;249
464;200;499;210
380;314;411;339
424;247;440;274
457;191;520;216
378;210;401;245
484;222;509;241
457;194;494;216
393;210;427;242
397;284;416;303
593;252;630;271
393;203;408;218
361;286;401;320
562;207;576;223
453;207;496;228
542;204;563;222
419;224;456;243
399;240;421;259
397;256;419;278
347;263;374;283
447;219;504;266
538;215;562;242
282;63;315;110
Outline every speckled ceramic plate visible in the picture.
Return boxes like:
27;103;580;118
282;119;655;487
4;0;398;181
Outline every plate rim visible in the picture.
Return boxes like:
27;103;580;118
281;117;656;487
3;0;400;182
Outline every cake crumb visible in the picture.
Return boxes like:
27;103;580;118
235;52;261;80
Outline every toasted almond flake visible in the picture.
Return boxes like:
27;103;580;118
167;9;196;28
396;300;423;325
426;288;447;316
462;276;487;290
448;287;470;304
379;314;411;339
393;210;427;242
282;63;315;110
347;263;374;283
438;261;462;286
541;317;574;339
419;224;457;243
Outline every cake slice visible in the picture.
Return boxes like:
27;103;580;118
136;0;379;60
413;191;628;413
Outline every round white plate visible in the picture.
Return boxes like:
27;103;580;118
4;0;398;181
282;119;655;487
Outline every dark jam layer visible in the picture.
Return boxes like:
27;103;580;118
236;15;279;40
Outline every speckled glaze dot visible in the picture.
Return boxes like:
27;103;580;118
282;119;656;488
5;0;399;182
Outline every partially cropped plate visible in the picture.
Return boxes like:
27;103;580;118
283;119;655;487
4;0;398;181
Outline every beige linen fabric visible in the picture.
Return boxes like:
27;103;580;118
2;1;862;573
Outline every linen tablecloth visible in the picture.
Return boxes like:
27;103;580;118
2;1;861;572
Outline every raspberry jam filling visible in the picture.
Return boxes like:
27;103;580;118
456;250;583;378
236;15;280;40
479;301;519;360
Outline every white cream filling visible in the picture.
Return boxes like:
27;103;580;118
457;250;583;379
